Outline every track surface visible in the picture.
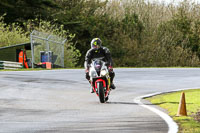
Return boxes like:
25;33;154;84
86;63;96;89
0;68;200;133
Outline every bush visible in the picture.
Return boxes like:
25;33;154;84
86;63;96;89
0;15;29;46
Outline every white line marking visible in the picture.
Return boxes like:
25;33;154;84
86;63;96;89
134;88;200;133
134;94;178;133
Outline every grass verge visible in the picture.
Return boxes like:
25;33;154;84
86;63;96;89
146;89;200;133
0;68;51;71
0;68;84;71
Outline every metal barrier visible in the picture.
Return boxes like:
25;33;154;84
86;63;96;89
0;61;22;69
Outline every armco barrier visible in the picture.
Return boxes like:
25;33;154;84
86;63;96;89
0;61;22;69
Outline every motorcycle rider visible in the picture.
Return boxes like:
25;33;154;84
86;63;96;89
85;38;116;93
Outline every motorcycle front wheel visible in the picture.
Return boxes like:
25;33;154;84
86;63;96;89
97;82;105;103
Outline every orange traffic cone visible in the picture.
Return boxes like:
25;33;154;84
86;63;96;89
177;92;187;116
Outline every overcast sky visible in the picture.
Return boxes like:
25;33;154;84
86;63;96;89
149;0;200;4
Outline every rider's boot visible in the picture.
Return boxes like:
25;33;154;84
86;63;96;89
90;86;94;93
89;80;94;93
110;72;116;90
110;83;116;90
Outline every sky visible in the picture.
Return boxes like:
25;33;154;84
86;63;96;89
149;0;200;5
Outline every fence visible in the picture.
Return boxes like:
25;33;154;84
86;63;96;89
0;61;22;69
30;30;67;68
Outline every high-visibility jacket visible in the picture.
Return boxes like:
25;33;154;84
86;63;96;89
19;51;29;68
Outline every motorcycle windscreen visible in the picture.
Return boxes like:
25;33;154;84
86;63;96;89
94;60;102;75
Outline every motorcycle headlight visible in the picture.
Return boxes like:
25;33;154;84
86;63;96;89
100;70;107;76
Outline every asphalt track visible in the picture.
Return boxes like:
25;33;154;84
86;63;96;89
0;68;200;133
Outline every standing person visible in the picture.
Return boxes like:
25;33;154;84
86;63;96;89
18;49;29;68
84;38;116;93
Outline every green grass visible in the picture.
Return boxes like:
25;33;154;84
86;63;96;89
146;89;200;133
0;67;84;71
0;68;47;71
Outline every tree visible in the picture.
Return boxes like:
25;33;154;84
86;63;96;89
0;0;57;24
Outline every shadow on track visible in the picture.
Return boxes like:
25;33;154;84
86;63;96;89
107;102;137;105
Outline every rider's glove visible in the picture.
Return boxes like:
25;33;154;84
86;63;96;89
85;69;89;73
108;66;113;72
